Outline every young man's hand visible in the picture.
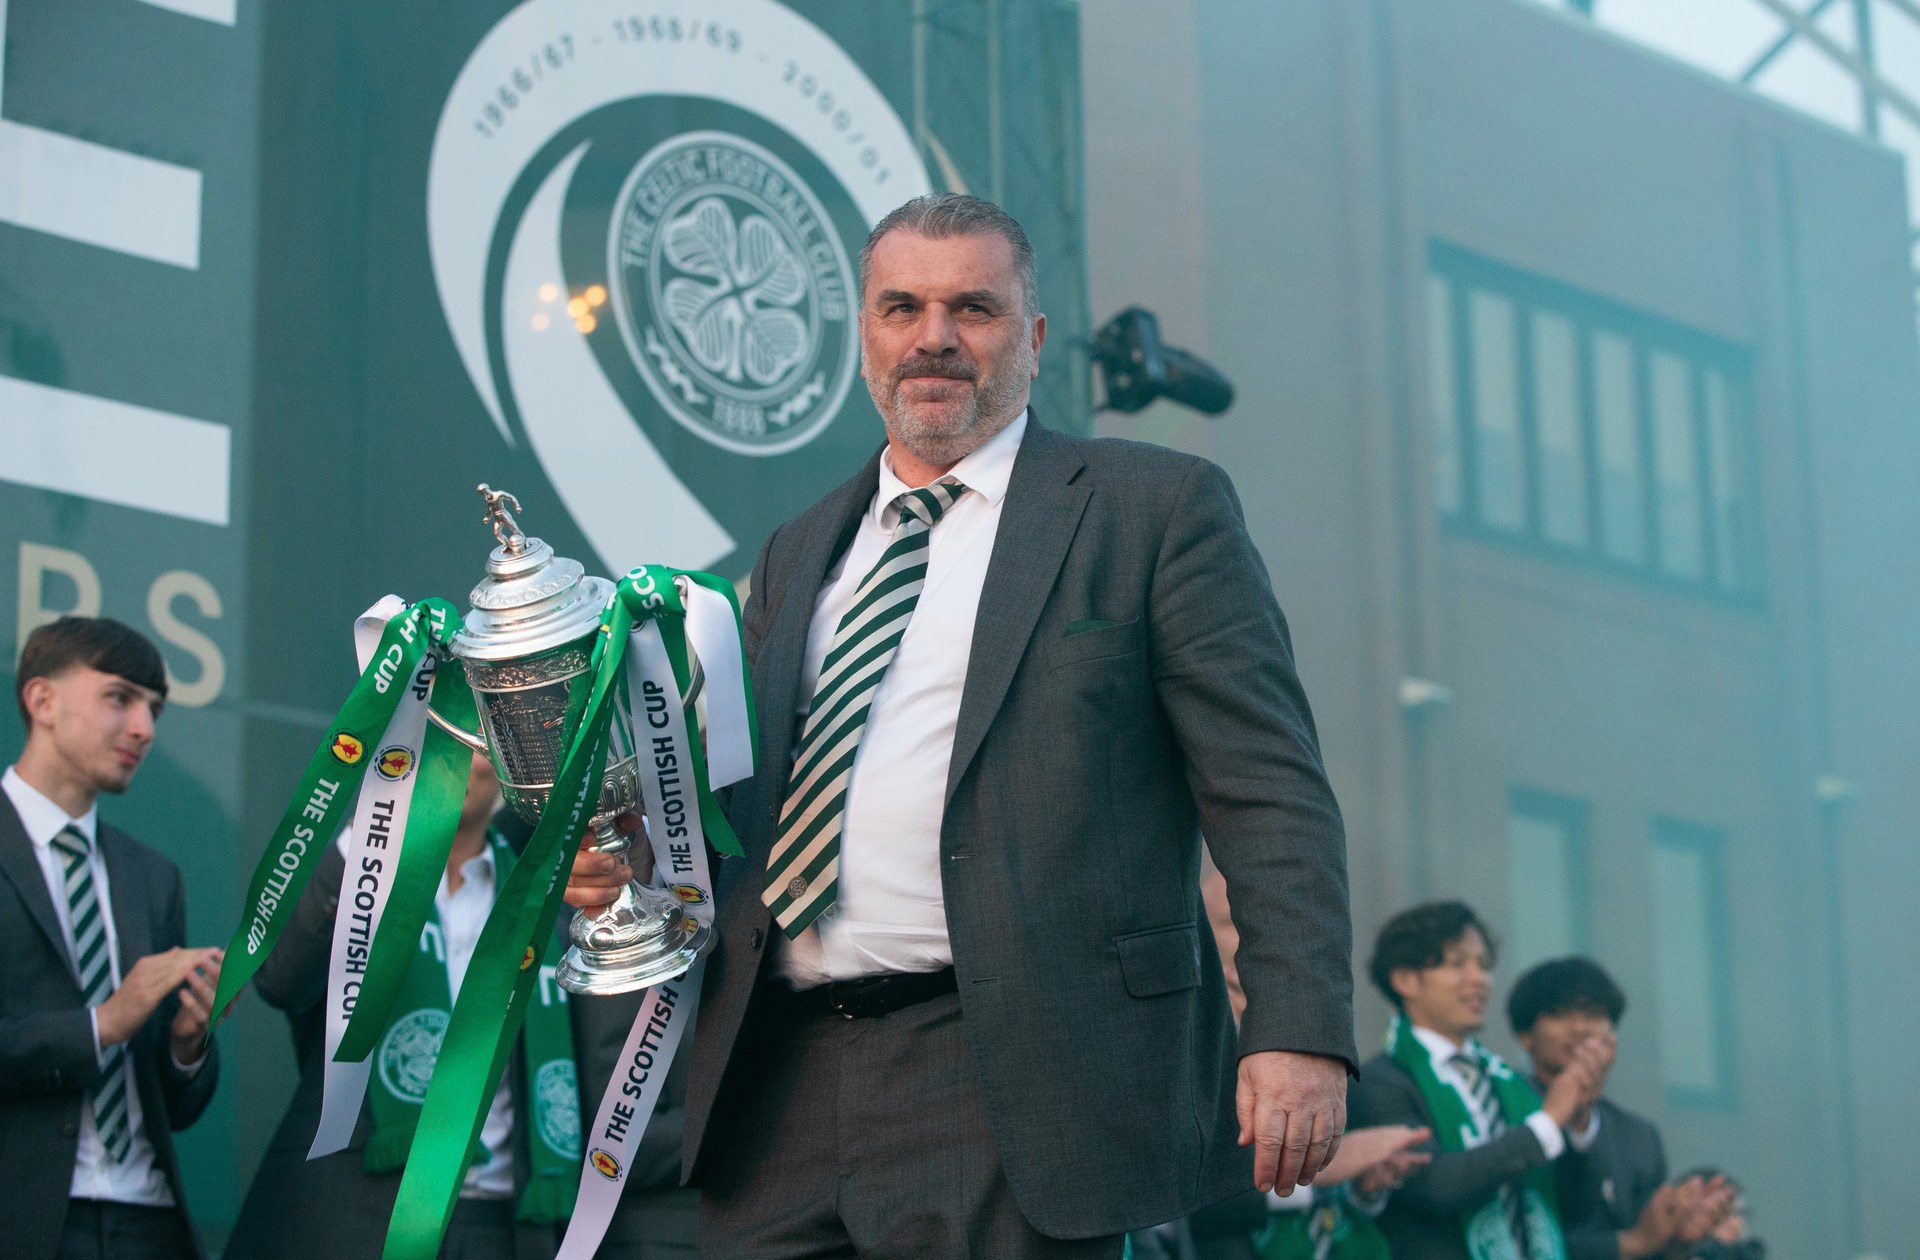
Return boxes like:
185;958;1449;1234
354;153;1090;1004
167;949;226;1065
96;947;221;1048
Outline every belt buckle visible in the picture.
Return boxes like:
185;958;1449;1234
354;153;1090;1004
828;983;858;1020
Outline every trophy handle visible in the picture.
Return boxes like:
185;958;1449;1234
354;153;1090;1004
426;704;490;754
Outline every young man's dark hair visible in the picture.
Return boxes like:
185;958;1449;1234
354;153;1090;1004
14;615;168;722
1366;899;1498;1008
1507;956;1627;1035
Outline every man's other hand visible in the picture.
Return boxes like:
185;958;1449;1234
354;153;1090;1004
97;947;219;1048
1237;1049;1347;1192
561;810;650;909
167;949;224;1064
1540;1034;1609;1128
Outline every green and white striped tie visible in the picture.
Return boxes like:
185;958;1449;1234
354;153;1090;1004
51;825;133;1162
762;478;968;937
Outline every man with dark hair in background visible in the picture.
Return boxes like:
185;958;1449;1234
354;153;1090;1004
1;616;224;1259
1348;901;1607;1260
1508;957;1733;1260
228;751;577;1260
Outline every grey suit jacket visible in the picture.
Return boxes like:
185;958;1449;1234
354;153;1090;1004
684;418;1356;1239
1556;1097;1668;1260
1349;1051;1553;1260
0;793;220;1260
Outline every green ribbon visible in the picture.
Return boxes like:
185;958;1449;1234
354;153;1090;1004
336;661;479;1061
210;599;458;1035
381;598;625;1258
381;566;747;1258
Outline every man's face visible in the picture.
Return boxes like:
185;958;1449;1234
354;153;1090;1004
23;666;163;796
459;751;504;831
1392;926;1494;1043
1517;1007;1616;1081
859;228;1045;468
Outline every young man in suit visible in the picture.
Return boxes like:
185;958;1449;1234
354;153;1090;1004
227;751;579;1259
1;616;223;1260
1508;957;1733;1260
568;192;1358;1257
1348;902;1607;1260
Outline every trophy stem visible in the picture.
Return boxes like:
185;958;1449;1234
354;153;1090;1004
554;819;708;995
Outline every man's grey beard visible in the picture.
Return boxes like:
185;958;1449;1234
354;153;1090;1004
867;341;1035;468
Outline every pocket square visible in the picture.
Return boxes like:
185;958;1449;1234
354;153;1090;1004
1062;619;1115;637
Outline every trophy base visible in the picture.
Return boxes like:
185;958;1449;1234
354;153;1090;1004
555;902;710;996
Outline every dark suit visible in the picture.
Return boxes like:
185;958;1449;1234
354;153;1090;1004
1349;1052;1552;1260
687;419;1355;1241
226;841;559;1260
1556;1097;1668;1260
0;794;220;1260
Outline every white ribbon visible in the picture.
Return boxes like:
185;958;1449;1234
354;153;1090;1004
556;618;720;1258
309;597;435;1159
682;580;754;790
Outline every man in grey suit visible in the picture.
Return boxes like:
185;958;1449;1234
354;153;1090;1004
568;193;1356;1258
1;616;223;1260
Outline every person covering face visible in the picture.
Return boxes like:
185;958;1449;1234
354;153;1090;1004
566;193;1357;1259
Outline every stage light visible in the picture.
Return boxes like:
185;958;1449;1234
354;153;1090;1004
1091;307;1234;416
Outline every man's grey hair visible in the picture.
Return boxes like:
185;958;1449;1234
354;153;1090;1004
859;193;1039;319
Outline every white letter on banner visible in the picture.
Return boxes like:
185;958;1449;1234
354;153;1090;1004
556;621;717;1258
309;600;432;1159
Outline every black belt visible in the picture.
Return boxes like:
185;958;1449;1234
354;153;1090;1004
764;966;957;1020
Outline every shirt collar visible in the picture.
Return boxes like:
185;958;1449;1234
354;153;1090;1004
873;408;1028;528
439;839;497;901
1411;1022;1479;1069
3;765;98;851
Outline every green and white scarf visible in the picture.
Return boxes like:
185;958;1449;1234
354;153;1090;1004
1386;1016;1566;1260
1257;1185;1390;1260
365;830;580;1224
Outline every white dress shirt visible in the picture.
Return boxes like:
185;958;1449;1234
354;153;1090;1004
434;843;517;1199
775;411;1028;986
1409;1024;1596;1159
4;765;179;1206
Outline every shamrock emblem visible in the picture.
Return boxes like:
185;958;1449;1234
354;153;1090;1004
660;196;811;386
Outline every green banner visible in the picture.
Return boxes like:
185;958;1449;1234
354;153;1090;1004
210;601;457;1030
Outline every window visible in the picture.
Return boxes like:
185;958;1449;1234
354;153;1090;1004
1427;243;1760;598
1469;290;1527;531
1506;789;1589;976
1427;274;1463;516
1531;311;1587;547
1649;819;1737;1107
1593;329;1645;564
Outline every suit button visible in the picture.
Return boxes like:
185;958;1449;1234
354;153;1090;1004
62;1121;77;1137
749;928;764;950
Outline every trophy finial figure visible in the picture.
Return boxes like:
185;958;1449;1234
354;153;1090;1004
477;483;527;553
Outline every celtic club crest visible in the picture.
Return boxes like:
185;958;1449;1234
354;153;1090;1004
534;1059;582;1160
377;1007;451;1105
611;132;855;454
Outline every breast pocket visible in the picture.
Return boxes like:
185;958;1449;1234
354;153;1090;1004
1046;617;1144;671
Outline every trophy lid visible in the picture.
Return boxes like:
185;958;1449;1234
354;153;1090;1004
451;485;612;662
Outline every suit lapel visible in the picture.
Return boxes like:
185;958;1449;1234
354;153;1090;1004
0;793;70;964
749;449;882;858
100;826;154;967
945;420;1090;804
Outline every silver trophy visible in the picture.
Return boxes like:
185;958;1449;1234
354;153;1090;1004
428;484;708;995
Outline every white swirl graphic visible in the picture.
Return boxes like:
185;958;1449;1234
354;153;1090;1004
427;0;930;573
